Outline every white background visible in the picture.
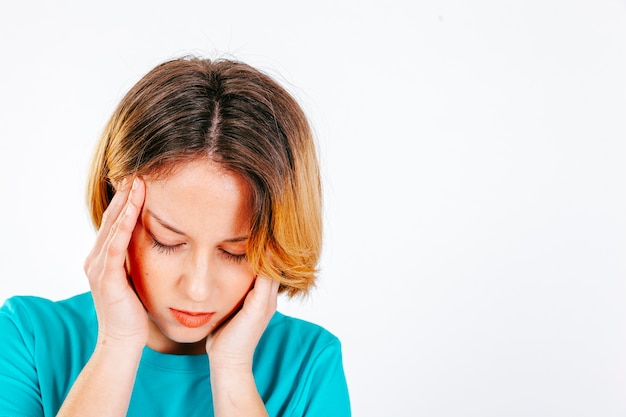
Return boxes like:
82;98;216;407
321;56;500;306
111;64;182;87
1;1;626;416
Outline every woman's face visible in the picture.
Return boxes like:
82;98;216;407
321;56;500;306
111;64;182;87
127;158;255;354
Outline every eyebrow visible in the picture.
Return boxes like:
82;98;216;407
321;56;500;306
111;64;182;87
146;209;249;243
222;236;249;243
147;209;186;235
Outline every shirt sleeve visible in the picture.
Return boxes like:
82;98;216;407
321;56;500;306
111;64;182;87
296;338;351;417
0;298;44;417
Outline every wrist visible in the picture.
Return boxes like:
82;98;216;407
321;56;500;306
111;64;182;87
207;343;254;373
96;327;147;350
210;365;257;397
209;358;253;376
94;338;144;364
57;335;143;416
210;364;267;417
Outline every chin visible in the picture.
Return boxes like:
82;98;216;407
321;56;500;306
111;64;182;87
164;324;210;343
165;330;208;354
148;317;210;354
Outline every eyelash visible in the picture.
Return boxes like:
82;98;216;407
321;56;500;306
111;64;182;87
150;238;182;255
150;236;247;264
220;250;247;264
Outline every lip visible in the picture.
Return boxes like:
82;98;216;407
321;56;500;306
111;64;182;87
170;308;214;328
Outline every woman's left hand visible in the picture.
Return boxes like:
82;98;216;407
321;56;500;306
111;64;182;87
206;275;279;371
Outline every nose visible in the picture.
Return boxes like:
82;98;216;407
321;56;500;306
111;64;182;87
180;253;213;302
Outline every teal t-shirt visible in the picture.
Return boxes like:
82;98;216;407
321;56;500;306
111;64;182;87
0;293;350;416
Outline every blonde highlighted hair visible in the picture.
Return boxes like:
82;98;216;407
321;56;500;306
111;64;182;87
87;57;321;296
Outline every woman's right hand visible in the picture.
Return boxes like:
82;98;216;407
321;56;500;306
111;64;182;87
56;177;147;416
83;177;148;350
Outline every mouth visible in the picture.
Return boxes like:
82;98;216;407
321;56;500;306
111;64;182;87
169;308;214;328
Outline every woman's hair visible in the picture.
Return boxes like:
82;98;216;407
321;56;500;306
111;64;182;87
87;56;322;296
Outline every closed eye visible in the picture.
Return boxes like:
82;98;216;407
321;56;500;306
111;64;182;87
219;249;247;264
149;232;184;255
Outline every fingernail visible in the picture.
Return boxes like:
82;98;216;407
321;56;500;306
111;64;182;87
132;177;139;190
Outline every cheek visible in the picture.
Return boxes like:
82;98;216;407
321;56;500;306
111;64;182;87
127;224;255;308
216;264;256;304
126;228;158;301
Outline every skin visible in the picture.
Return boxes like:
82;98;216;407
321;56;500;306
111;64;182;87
128;158;259;354
58;158;277;416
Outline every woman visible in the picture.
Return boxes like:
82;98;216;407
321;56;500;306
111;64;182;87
0;56;351;416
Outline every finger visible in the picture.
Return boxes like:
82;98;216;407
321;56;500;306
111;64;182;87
88;177;133;260
125;177;147;218
267;278;279;308
255;275;280;299
100;178;146;274
245;276;279;313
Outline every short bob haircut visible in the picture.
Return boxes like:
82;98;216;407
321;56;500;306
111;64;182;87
87;56;321;297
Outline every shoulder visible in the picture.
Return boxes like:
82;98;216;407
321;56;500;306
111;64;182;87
0;292;98;415
256;311;345;375
255;312;351;416
1;292;94;313
0;292;96;345
1;292;95;323
264;311;341;349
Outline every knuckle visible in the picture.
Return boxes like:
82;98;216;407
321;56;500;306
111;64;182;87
84;259;102;284
100;209;113;227
106;242;123;258
108;222;118;239
83;258;92;275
